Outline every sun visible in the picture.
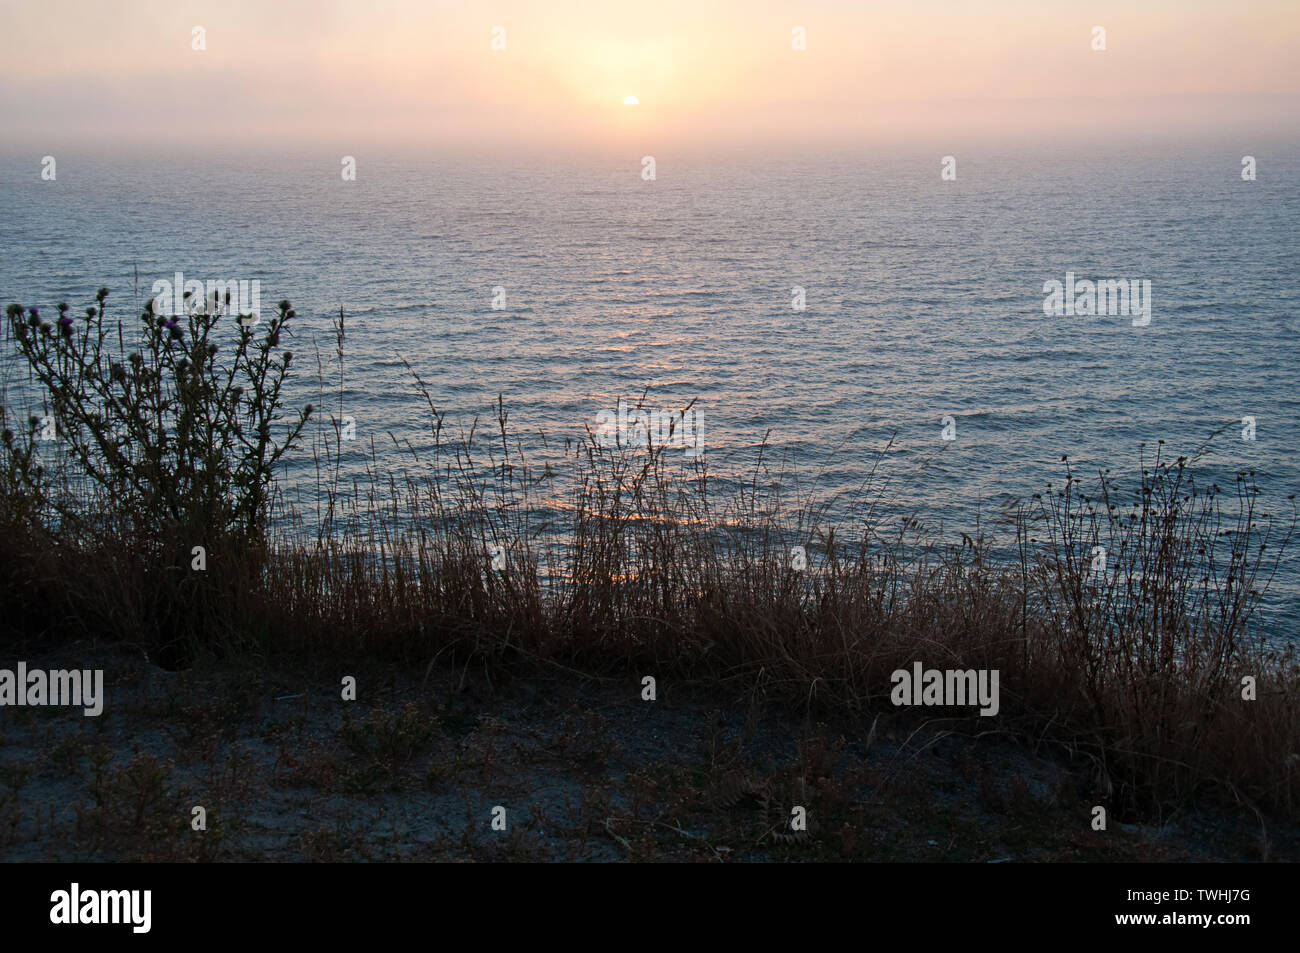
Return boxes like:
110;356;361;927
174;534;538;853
623;95;640;105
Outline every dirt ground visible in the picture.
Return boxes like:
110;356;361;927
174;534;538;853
1;641;1294;862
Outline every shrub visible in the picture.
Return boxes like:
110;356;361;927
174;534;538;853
3;290;312;548
1;290;312;664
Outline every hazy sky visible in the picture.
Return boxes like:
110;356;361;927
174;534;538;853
2;0;1297;151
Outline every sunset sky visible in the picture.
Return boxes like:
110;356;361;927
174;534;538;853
2;0;1297;150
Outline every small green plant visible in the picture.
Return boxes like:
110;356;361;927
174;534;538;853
341;703;440;784
2;290;314;663
3;290;312;548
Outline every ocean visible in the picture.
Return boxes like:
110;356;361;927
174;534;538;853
2;146;1297;635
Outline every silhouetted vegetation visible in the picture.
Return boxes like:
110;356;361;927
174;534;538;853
2;290;1296;821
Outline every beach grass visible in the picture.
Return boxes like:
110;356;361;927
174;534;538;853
2;294;1297;827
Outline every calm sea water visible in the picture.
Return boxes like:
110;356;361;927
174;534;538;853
1;147;1297;635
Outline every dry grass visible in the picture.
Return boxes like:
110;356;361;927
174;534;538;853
2;297;1298;824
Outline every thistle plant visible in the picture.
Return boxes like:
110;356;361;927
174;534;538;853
4;289;313;551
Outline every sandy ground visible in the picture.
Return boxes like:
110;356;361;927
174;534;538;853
0;642;1293;862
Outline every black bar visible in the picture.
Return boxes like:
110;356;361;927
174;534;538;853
0;862;1281;941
